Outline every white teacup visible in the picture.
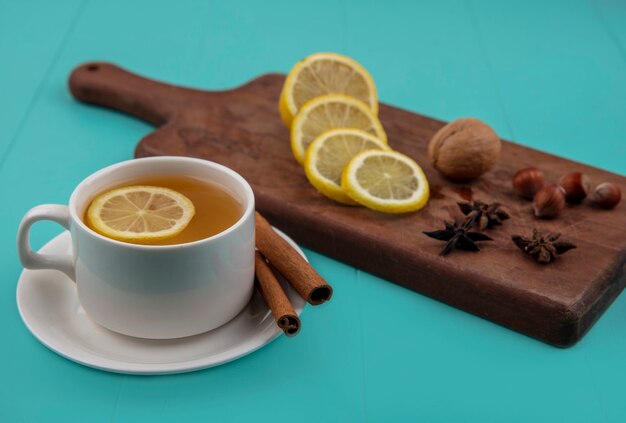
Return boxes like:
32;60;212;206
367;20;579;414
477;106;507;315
17;157;255;339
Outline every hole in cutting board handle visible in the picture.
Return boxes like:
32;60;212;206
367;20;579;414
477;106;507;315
86;64;99;72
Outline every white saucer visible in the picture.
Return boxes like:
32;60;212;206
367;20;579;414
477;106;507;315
16;229;307;375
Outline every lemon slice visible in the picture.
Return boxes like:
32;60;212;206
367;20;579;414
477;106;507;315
291;94;386;165
304;129;389;205
86;185;195;243
279;52;378;127
341;150;430;213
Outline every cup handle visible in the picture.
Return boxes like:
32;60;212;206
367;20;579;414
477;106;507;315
17;204;75;281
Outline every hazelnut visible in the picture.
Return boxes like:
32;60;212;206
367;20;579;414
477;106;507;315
591;182;621;209
513;167;544;199
428;118;501;181
558;172;590;203
533;185;565;218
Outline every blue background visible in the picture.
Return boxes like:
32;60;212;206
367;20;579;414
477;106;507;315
2;0;625;421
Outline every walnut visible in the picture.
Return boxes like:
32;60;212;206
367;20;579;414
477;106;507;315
428;118;501;181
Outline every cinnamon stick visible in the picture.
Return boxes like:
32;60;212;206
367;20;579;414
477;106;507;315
255;251;300;336
255;211;333;305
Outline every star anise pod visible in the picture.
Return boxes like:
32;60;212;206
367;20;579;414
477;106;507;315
458;201;510;231
423;217;493;256
511;229;576;264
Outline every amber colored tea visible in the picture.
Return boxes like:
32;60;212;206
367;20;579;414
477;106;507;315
84;174;243;245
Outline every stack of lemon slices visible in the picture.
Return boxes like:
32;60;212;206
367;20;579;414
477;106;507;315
280;53;429;213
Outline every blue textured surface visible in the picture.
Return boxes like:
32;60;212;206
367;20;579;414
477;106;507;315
2;1;625;421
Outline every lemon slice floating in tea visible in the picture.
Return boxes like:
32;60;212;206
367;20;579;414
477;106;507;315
86;185;195;244
279;52;378;127
291;94;386;165
341;150;430;214
304;128;389;205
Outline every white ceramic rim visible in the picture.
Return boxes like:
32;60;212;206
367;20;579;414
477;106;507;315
68;156;255;250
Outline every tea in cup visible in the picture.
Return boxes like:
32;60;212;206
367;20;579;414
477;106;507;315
17;157;255;339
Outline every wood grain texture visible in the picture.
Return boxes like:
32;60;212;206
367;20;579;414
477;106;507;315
69;62;626;347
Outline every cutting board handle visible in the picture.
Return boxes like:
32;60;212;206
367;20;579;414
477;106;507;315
69;62;186;126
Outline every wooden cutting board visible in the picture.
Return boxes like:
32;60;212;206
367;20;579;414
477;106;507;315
69;62;626;347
